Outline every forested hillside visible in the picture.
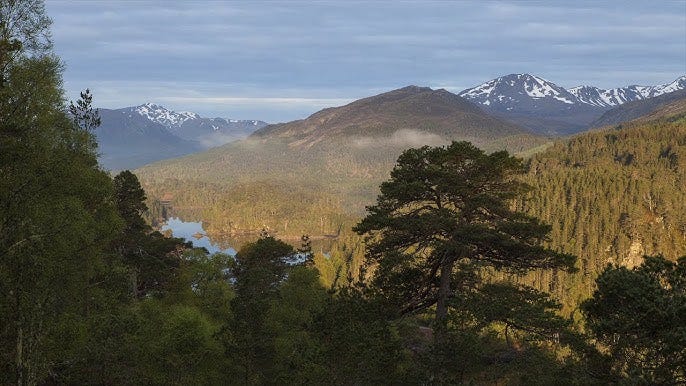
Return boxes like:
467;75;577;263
519;100;686;309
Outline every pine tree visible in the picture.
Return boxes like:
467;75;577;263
111;170;189;298
354;141;576;343
581;255;686;383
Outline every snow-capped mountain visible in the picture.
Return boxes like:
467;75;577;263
590;88;686;128
458;74;604;135
569;76;686;108
124;103;268;145
458;74;686;135
458;74;578;110
567;85;646;108
134;103;200;127
95;103;267;170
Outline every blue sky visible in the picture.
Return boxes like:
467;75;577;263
47;1;686;123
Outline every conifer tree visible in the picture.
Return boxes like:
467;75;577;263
581;255;686;383
111;170;189;298
354;141;576;343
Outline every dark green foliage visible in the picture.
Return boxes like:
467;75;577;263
311;286;409;385
232;237;292;299
581;255;686;384
354;141;575;340
297;234;314;265
172;249;235;321
111;170;190;298
520;111;686;311
133;302;226;385
114;170;149;234
0;3;124;381
463;283;570;342
265;266;329;384
226;237;294;384
222;238;409;385
68;88;99;151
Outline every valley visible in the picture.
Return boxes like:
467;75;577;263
135;85;550;242
136;81;686;313
4;1;686;383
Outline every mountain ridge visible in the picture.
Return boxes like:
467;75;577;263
250;85;536;149
116;103;268;144
96;103;267;170
568;75;686;108
458;74;686;135
589;89;686;128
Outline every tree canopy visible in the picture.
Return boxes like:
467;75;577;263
582;255;686;384
354;141;576;340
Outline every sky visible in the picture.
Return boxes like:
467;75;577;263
47;1;686;123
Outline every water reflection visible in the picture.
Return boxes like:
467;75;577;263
160;217;236;255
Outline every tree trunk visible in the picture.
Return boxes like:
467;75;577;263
16;325;23;386
131;270;139;299
434;257;455;344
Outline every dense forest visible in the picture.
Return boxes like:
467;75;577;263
519;108;686;311
2;1;685;385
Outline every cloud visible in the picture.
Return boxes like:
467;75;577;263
352;129;445;149
160;96;354;108
196;132;247;148
46;1;686;122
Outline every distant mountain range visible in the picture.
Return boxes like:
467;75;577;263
458;74;686;135
135;83;686;260
97;74;685;170
590;89;686;128
131;103;266;145
96;103;267;170
569;76;686;107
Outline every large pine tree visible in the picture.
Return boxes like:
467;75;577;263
354;141;576;342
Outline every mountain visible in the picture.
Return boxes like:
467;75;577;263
136;86;549;238
459;74;686;135
458;74;606;136
97;108;203;171
569;76;686;108
251;85;532;147
132;103;267;146
588;89;686;128
96;103;267;170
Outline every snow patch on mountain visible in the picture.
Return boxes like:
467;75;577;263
135;103;199;127
461;74;686;112
131;103;266;131
568;76;686;108
648;75;686;97
458;74;579;110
